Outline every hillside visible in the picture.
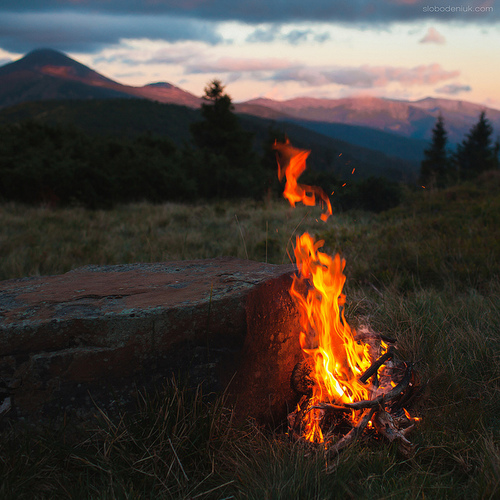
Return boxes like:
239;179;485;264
0;48;201;109
284;119;428;163
240;95;500;144
3;49;498;164
0;99;201;144
0;98;419;181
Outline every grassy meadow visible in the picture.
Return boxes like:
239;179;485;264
1;173;499;498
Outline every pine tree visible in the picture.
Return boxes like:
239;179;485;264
420;115;450;189
190;79;255;164
455;111;499;180
190;79;259;198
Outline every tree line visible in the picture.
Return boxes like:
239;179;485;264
0;81;272;208
420;112;500;189
0;80;402;211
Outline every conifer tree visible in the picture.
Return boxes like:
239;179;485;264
420;115;450;189
455;111;499;180
190;79;259;198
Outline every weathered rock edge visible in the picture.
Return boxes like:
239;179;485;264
0;257;303;425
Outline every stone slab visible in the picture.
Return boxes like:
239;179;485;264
0;258;303;424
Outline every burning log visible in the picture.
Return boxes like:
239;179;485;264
380;363;413;402
359;345;395;384
309;402;351;413
290;359;315;396
288;355;419;457
325;407;376;463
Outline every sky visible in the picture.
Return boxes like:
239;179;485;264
0;0;498;107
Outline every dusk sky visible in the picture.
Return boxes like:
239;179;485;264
0;0;498;107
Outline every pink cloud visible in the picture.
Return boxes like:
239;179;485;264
419;27;446;44
272;63;460;88
436;83;472;94
186;57;294;73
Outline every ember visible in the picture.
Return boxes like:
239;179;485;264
273;139;419;463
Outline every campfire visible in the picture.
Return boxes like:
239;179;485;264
273;140;419;465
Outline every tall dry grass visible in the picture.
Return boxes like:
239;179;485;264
0;199;370;280
0;178;499;498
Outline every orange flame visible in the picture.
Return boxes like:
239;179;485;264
274;139;373;442
291;233;372;441
273;139;332;222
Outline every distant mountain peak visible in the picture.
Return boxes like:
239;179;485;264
0;47;118;86
145;82;175;89
25;47;68;58
0;48;203;109
18;48;83;69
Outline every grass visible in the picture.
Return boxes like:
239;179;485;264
1;173;499;498
0;198;334;280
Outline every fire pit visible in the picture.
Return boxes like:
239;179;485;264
273;139;420;463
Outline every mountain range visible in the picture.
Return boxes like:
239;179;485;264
0;48;201;109
239;96;500;145
1;48;499;167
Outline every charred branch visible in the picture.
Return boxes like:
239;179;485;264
287;395;310;438
359;346;395;384
326;407;376;466
309;402;351;413
388;370;420;414
379;334;397;344
381;363;413;402
344;363;413;410
344;395;384;410
291;360;315;396
373;408;416;457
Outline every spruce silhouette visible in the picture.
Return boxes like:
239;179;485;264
455;111;499;180
420;115;450;189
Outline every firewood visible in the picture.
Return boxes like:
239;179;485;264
344;363;413;410
345;394;384;410
308;402;351;413
373;408;415;457
290;359;315;395
381;363;413;402
325;407;376;468
359;346;395;384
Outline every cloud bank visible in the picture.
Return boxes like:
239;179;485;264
1;0;496;23
0;11;222;53
270;63;460;88
0;0;496;52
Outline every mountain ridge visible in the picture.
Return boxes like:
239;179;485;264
239;95;500;143
1;48;500;161
0;48;202;109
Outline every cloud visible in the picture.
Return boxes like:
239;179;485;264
94;43;208;66
0;1;495;54
246;25;330;45
419;27;446;44
185;57;294;74
283;29;313;45
436;83;472;94
314;32;331;43
245;26;278;43
0;1;497;26
271;63;460;88
0;11;222;53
